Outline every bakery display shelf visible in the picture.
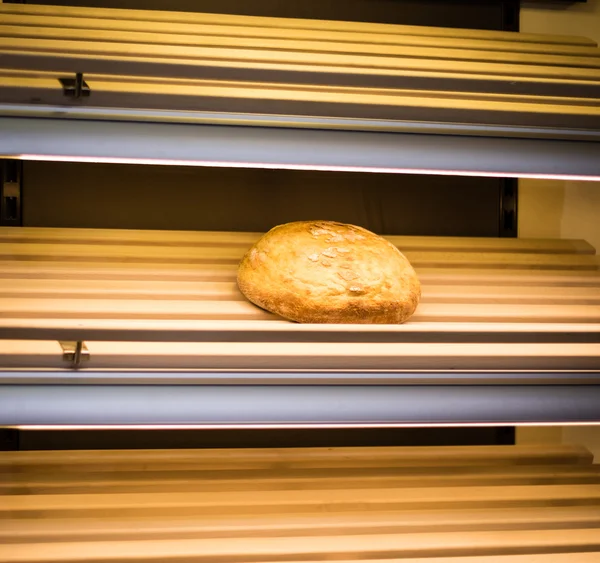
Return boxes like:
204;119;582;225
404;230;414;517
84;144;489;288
0;226;598;371
1;226;598;426
1;3;599;134
1;444;600;562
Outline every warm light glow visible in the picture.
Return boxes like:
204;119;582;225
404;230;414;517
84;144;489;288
12;154;600;182
8;421;600;430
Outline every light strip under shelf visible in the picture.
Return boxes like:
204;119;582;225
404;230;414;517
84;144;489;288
2;383;600;426
1;117;599;180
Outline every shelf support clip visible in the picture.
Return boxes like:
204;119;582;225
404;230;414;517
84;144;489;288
59;72;91;99
59;341;90;369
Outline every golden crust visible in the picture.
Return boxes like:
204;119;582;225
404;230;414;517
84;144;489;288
237;221;421;324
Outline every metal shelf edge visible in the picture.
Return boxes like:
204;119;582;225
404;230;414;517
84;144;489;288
1;116;600;180
1;381;600;426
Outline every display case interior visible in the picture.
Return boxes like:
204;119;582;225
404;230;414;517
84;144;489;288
1;2;599;561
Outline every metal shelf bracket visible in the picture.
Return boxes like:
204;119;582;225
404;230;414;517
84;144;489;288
59;72;90;99
59;341;90;369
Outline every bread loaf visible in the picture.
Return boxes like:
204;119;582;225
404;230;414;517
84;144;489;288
237;221;421;323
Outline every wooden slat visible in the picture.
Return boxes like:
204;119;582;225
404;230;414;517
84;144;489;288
4;464;600;495
419;269;600;287
7;460;597;480
0;279;242;300
4;481;600;518
0;227;264;247
1;279;599;305
10;240;588;267
2;506;600;544
0;260;240;281
2;262;599;286
2;529;600;563
1;227;594;254
0;256;596;274
5;482;600;515
2;299;599;323
1;243;597;269
16;341;600;370
2;340;598;370
3;552;600;563
423;285;600;305
6;555;598;563
1;445;592;470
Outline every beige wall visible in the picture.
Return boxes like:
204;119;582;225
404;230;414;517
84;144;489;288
518;1;600;460
519;0;600;252
521;0;600;44
519;179;600;254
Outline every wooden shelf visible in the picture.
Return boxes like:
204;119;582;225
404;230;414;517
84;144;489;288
0;226;598;372
1;3;600;181
1;2;599;137
0;3;600;180
1;444;599;562
0;227;598;426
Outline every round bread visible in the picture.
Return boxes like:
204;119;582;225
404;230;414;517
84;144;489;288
237;221;421;324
